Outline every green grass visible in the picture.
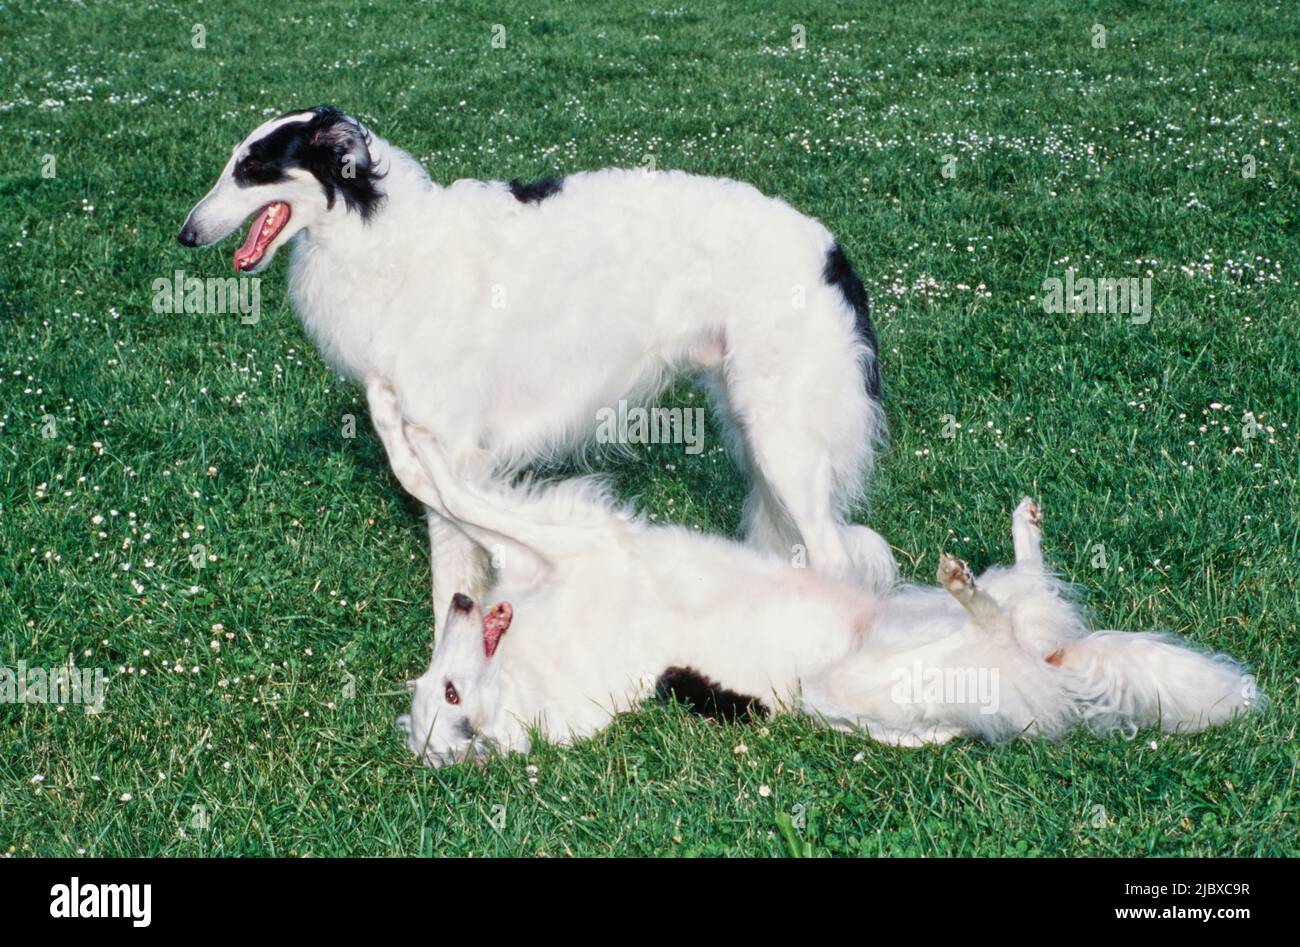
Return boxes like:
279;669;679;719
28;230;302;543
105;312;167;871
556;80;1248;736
1;0;1297;856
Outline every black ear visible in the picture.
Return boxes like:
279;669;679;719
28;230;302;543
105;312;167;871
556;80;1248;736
304;106;385;219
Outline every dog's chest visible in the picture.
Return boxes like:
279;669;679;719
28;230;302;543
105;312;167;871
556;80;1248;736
288;248;400;382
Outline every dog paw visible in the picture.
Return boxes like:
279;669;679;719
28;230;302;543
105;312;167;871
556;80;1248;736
1014;496;1041;529
937;553;974;597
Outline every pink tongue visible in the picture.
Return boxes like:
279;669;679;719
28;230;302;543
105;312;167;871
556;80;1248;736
234;206;272;270
481;602;512;657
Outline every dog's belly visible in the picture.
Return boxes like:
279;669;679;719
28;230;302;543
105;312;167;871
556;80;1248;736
291;291;654;466
386;318;700;469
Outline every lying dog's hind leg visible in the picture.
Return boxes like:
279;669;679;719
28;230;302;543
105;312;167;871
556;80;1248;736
938;553;1013;639
1011;496;1044;570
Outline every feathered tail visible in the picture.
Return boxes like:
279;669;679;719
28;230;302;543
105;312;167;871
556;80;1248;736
1059;630;1263;735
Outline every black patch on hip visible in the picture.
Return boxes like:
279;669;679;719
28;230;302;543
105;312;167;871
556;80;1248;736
508;176;564;205
656;666;768;723
823;243;882;401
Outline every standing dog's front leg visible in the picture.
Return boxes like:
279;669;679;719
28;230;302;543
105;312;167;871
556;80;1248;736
367;375;492;633
426;509;488;638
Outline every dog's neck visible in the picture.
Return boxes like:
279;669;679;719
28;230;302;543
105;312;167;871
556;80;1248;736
474;665;531;755
293;132;432;259
282;134;439;381
367;132;434;203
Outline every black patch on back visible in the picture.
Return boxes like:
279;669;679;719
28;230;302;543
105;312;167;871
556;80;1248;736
233;105;385;220
656;666;768;723
823;243;882;401
507;176;564;205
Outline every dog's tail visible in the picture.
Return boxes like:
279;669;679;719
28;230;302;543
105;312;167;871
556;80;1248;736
1058;630;1263;735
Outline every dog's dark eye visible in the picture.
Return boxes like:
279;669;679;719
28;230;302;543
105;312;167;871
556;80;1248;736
444;681;460;705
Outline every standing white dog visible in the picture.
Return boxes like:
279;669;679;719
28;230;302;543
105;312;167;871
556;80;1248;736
179;105;895;623
364;378;1261;764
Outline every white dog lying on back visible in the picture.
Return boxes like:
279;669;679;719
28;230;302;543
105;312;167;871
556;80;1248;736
365;379;1261;764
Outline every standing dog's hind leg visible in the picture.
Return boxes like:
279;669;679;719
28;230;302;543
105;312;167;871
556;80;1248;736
1011;497;1044;570
711;291;896;589
938;553;1013;639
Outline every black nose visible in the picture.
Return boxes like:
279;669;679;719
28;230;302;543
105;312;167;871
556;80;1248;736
177;227;198;247
451;593;475;614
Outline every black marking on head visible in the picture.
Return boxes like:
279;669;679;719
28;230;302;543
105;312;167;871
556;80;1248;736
655;666;768;723
507;176;564;205
455;718;476;741
233;105;385;220
823;243;882;401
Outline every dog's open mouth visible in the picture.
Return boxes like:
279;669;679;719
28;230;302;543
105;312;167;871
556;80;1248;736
233;201;291;271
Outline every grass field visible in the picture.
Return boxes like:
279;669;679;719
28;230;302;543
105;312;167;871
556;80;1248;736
1;0;1297;857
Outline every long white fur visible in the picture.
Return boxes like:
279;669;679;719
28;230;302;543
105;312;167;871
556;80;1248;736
180;109;897;626
365;378;1262;765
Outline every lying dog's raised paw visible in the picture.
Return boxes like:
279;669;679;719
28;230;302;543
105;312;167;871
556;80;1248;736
937;552;974;598
1015;496;1041;529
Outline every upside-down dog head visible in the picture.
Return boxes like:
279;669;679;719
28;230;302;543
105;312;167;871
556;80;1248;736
177;105;384;272
398;594;513;767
